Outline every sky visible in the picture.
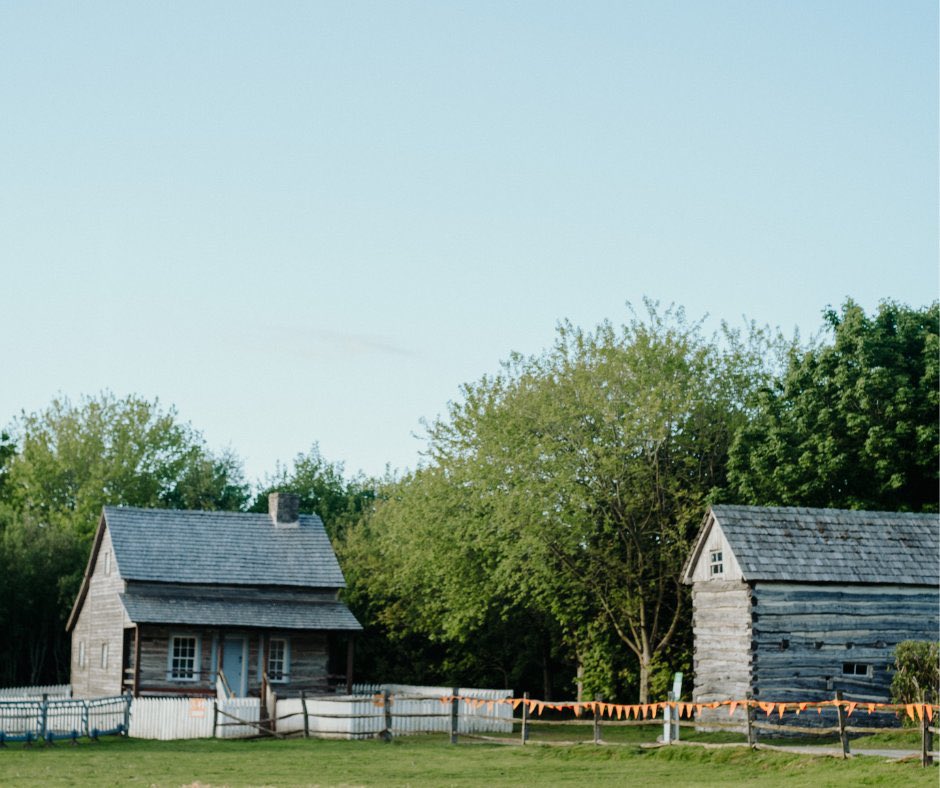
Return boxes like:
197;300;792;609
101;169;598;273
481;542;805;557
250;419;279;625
2;1;937;484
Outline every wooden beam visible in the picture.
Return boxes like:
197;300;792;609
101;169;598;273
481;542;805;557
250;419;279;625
132;625;141;697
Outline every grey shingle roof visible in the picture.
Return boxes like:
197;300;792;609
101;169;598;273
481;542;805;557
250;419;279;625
710;505;939;585
105;506;347;588
120;585;362;631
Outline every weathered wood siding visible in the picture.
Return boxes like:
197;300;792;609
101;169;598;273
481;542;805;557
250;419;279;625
70;527;131;698
690;580;752;705
687;520;745;583
751;582;940;703
135;626;330;697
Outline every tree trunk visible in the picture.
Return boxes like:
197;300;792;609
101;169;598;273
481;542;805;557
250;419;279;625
638;649;652;705
576;661;584;704
542;640;553;701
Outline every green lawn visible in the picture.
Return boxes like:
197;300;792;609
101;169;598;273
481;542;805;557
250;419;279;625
0;733;935;787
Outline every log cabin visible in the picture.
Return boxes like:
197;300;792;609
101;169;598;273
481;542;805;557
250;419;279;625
682;505;938;716
66;493;361;699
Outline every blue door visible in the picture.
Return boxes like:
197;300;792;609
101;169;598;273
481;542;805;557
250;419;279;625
222;637;246;696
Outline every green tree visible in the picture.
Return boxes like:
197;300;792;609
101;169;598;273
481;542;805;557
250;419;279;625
249;444;374;541
344;305;768;702
728;300;939;511
0;392;249;684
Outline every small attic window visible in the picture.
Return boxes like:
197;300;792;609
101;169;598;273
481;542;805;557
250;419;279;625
709;550;724;576
104;550;111;575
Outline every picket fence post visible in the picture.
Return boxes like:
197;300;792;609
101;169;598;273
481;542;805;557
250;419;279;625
382;689;392;742
301;691;309;739
593;694;602;744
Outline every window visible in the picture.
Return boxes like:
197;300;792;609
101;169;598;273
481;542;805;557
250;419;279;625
101;642;109;670
168;635;200;681
709;550;723;576
842;662;872;677
267;638;290;683
104;550;111;575
78;641;86;669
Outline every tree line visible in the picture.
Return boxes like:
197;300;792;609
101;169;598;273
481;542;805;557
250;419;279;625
0;298;936;698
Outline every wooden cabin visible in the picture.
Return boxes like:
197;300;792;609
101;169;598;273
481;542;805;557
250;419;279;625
66;493;361;699
682;505;938;713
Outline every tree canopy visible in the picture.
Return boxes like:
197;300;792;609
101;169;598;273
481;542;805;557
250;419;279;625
343;305;771;701
728;300;939;511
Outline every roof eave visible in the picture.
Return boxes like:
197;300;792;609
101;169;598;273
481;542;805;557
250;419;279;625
65;509;108;632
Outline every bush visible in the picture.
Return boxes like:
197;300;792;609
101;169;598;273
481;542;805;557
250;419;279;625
890;640;939;706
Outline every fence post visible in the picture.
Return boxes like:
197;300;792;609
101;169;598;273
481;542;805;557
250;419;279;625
301;690;309;739
745;695;756;748
382;689;392;742
521;692;529;745
39;694;48;745
82;700;89;739
122;691;131;736
593;694;602;745
834;691;849;759
212;700;219;738
922;704;933;768
450;688;459;744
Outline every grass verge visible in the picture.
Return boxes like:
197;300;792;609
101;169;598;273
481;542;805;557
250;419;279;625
0;733;936;787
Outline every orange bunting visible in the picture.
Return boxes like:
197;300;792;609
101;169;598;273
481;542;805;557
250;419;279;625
927;704;935;721
777;703;786;718
642;704;651;719
866;703;875;715
905;704;916;721
511;698;524;710
695;704;704;717
759;702;775;717
728;702;738;717
916;704;925;721
845;702;857;718
572;704;582;718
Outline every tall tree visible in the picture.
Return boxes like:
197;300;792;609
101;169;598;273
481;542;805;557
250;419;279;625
728;300;939;511
344;305;769;702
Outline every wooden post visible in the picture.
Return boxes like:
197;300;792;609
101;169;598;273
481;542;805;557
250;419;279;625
39;694;48;745
122;691;131;736
212;700;219;738
346;638;355;694
450;687;459;744
301;690;309;739
521;692;529;745
745;696;756;748
834;691;849;759
382;689;392;742
132;626;141;697
921;704;933;768
593;694;602;745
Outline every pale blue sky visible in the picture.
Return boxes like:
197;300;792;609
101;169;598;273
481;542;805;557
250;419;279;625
2;1;937;483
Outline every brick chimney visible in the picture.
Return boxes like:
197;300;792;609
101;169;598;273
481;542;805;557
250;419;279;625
269;492;300;526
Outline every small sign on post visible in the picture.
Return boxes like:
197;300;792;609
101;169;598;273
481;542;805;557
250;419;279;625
663;673;682;744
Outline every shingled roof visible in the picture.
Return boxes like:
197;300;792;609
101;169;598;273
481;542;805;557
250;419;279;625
105;506;347;588
120;584;362;631
684;505;939;585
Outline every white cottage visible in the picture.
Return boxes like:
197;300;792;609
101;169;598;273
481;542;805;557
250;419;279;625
682;505;939;710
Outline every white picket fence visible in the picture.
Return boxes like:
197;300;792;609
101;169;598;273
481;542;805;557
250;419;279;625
0;684;72;700
274;684;514;739
129;697;260;740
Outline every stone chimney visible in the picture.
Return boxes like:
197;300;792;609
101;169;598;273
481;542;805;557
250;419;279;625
269;492;300;526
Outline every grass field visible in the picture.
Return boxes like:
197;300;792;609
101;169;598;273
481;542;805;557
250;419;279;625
0;730;936;787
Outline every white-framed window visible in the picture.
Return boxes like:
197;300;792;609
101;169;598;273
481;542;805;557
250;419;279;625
842;662;872;677
78;640;86;669
709;549;724;576
168;635;201;682
267;637;290;683
101;642;109;669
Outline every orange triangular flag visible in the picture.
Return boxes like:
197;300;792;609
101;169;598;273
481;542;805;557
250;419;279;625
845;702;857;717
641;704;650;719
511;698;524;710
916;704;925;721
798;702;807;713
759;702;774;717
572;703;582;717
777;703;786;718
906;704;916;721
695;704;704;717
866;703;875;715
926;704;935;721
728;701;738;716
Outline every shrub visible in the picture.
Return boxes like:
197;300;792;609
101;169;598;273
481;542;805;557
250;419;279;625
890;640;939;706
